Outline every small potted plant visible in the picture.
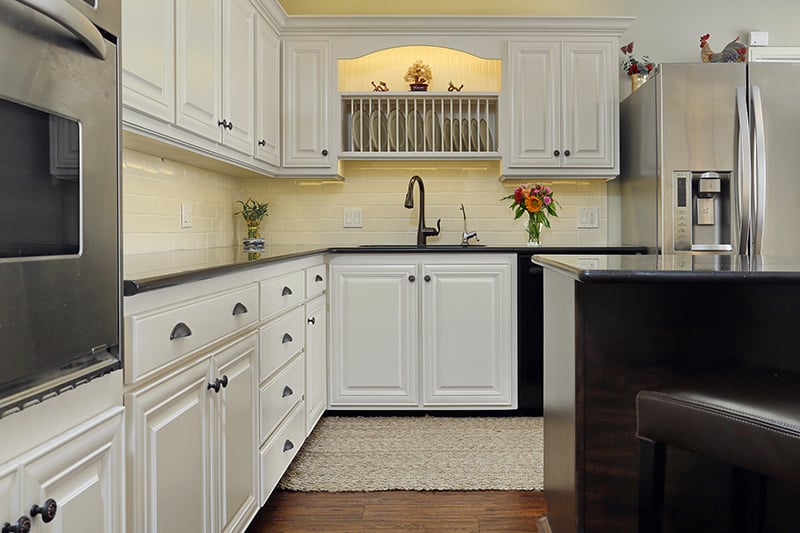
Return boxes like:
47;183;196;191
404;60;433;91
235;197;269;248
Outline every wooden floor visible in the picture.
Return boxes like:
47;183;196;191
246;490;547;533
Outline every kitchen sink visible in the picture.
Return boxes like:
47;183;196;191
357;244;486;249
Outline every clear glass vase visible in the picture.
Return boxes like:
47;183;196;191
526;219;543;247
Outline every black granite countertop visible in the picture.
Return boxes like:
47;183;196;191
123;245;645;296
533;254;800;283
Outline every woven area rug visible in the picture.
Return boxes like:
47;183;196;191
278;416;543;492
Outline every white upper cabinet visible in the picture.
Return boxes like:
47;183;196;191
282;40;334;171
222;0;256;154
175;0;222;142
504;38;618;178
121;0;174;122
254;14;281;165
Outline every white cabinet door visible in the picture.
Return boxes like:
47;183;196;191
282;40;332;169
176;0;221;142
254;15;280;165
507;41;560;169
21;410;124;533
126;358;212;533
422;262;515;406
215;335;258;533
221;0;255;155
305;294;327;434
121;0;174;122
329;263;419;406
562;40;615;169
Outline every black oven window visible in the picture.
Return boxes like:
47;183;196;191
0;98;80;258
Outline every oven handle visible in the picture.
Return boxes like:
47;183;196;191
15;0;107;60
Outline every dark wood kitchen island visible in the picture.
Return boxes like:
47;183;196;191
533;254;800;533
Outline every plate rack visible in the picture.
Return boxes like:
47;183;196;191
341;93;499;158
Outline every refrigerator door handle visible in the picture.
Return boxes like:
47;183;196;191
751;85;767;256
736;85;752;255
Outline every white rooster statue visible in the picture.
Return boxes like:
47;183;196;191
700;34;747;63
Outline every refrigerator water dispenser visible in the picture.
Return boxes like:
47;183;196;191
673;171;733;252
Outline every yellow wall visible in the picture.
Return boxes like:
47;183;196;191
276;0;637;16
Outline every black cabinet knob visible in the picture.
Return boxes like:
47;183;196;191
2;516;31;533
308;316;316;325
207;375;228;393
564;149;571;157
553;150;560;157
321;149;328;156
258;139;266;146
408;275;415;282
30;499;57;523
424;275;431;282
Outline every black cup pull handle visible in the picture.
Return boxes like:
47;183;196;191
30;499;57;523
170;322;192;340
282;385;293;398
2;516;31;533
281;286;293;296
308;317;316;325
232;302;248;316
282;333;293;344
315;274;323;282
283;439;294;452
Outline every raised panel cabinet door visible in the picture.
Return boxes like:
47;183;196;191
121;0;174;122
215;334;258;533
221;0;255;155
126;358;213;533
507;41;560;168
305;295;327;434
282;40;332;168
175;0;222;142
329;263;419;406
422;262;516;406
20;409;124;533
562;41;615;168
254;15;280;165
0;466;20;531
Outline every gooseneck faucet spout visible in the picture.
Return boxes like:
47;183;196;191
404;175;440;246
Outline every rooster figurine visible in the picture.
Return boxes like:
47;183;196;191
700;34;747;63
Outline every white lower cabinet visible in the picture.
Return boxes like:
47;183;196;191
305;294;327;434
329;254;517;409
0;407;124;533
125;333;258;533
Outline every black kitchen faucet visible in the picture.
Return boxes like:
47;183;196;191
404;175;440;246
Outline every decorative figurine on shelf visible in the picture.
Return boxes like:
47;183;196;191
371;81;389;92
448;81;464;92
235;197;268;249
620;41;656;92
404;60;432;91
700;34;748;63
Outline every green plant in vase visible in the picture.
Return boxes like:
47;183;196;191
235;198;269;247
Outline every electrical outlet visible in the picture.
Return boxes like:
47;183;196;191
343;207;363;228
180;202;192;228
577;206;599;229
577;257;600;269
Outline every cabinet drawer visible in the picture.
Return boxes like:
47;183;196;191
259;401;305;505
259;306;305;380
127;285;259;382
305;264;327;298
260;270;304;319
259;353;305;442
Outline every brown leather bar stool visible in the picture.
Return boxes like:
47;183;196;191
635;367;800;533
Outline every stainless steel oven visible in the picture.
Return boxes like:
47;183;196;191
0;0;120;414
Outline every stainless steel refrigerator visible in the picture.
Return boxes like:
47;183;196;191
613;61;800;255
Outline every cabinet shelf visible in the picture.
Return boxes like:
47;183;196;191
341;93;499;158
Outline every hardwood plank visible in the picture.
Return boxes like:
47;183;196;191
246;490;546;532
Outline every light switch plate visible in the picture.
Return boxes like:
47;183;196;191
343;207;363;228
181;202;192;228
749;31;769;46
577;206;599;229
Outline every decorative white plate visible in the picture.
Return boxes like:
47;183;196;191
369;108;388;151
443;118;451;151
451;118;461;151
351;110;367;151
461;119;471;151
480;118;494;151
406;111;424;151
387;109;406;151
424;109;441;151
470;119;479;151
